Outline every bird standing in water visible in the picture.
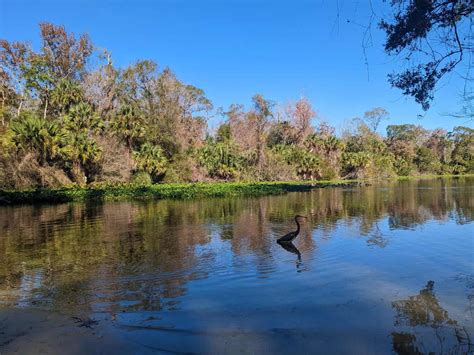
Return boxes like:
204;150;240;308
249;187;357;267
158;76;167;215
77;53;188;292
277;215;307;243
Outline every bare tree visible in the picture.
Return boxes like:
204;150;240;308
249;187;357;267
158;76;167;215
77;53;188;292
251;94;274;173
363;107;389;132
448;91;474;120
285;97;316;145
0;40;30;117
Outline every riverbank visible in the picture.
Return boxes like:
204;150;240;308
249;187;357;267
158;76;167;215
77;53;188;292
0;180;356;205
0;174;471;205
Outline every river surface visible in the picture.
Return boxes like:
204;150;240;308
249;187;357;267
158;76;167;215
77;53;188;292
0;177;473;354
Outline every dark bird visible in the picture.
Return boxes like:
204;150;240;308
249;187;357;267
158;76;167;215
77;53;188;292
277;215;307;243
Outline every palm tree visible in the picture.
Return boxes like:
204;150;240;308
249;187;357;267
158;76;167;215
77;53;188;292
198;139;242;179
10;114;62;165
133;142;167;180
60;132;101;184
64;102;103;133
50;78;84;115
111;104;144;152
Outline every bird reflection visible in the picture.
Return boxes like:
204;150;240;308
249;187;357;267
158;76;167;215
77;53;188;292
277;240;303;269
277;240;301;260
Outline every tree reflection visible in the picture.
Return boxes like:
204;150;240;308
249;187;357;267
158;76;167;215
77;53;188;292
366;222;389;248
391;281;473;354
0;177;472;315
393;281;455;327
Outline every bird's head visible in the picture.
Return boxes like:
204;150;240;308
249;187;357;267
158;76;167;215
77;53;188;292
295;215;307;220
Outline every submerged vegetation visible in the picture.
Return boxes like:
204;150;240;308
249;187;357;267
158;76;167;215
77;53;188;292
1;23;473;192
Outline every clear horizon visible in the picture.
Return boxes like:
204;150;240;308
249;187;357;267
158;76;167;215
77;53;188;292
1;0;471;133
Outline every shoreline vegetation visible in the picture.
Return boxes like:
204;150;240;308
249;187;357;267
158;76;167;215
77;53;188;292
1;24;473;194
0;174;471;206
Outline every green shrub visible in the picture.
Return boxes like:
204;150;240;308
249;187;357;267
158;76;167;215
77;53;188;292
131;171;152;185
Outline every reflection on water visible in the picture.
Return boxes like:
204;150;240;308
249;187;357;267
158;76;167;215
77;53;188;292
277;241;302;270
0;177;473;353
392;281;472;354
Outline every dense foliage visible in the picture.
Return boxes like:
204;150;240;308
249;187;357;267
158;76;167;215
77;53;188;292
1;23;473;189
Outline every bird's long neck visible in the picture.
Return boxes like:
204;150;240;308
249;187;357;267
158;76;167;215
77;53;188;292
294;217;301;234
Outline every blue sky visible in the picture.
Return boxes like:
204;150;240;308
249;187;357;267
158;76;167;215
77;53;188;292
0;0;471;133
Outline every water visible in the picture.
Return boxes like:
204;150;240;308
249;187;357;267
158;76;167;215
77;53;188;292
0;177;473;354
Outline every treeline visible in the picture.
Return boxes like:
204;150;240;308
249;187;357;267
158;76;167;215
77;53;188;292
0;23;473;189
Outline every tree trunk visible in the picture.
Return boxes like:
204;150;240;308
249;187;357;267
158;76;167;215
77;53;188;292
72;161;87;185
43;99;48;119
1;90;4;126
17;97;23;117
256;128;265;176
127;136;133;152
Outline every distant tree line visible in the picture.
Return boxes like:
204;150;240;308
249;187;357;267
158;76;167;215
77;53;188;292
0;23;473;189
